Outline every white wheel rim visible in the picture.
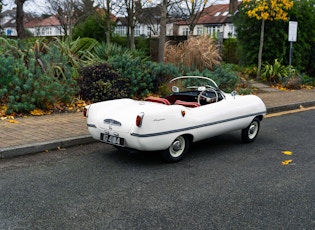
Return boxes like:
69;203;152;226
169;136;185;158
248;121;259;139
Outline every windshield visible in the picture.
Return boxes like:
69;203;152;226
167;76;218;94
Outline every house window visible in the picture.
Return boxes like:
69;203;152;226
147;26;151;36
115;25;127;36
222;11;229;16
134;25;140;36
196;26;203;35
206;26;220;38
46;27;52;35
57;26;63;35
35;27;40;36
182;27;189;35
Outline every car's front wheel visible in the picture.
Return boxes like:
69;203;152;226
162;135;190;163
242;117;260;143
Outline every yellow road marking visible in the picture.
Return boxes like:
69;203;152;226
266;106;315;118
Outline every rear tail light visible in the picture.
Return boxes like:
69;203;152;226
83;107;88;117
136;112;144;127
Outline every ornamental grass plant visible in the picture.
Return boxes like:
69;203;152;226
164;35;222;71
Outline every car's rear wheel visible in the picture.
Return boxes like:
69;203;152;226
242;118;260;143
162;135;190;163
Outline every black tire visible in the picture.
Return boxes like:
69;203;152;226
242;118;260;143
162;135;190;163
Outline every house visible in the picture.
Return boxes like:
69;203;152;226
114;3;240;39
1;9;65;37
25;15;64;37
0;8;16;36
114;5;175;37
175;3;240;39
1;2;240;39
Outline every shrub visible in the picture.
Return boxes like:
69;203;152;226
87;42;149;64
143;61;181;94
184;64;239;92
108;53;154;98
261;59;294;84
164;35;222;71
0;38;79;114
300;73;315;86
73;14;111;42
222;37;239;64
78;63;130;102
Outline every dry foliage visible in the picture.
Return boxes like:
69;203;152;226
164;35;222;71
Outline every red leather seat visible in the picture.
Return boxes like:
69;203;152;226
174;100;200;108
145;96;171;105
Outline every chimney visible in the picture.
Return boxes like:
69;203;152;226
229;0;238;15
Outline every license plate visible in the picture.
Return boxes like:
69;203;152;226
100;133;125;147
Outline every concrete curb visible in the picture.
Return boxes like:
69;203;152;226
266;101;315;114
0;135;96;159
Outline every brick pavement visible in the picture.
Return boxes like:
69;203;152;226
1;87;315;157
0;113;88;149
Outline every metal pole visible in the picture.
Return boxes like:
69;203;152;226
289;41;293;66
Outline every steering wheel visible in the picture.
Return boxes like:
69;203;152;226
197;89;219;104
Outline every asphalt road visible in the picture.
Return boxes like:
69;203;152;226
1;110;315;229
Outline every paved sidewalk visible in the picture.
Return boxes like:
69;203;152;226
1;86;315;158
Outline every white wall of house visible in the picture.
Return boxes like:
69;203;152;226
114;22;161;37
176;24;235;39
3;27;17;36
32;26;64;36
223;23;236;38
166;23;173;36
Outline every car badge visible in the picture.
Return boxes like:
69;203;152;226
181;110;186;117
104;119;122;128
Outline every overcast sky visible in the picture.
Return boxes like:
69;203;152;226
3;0;230;14
3;0;48;13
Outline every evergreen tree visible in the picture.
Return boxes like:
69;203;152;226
288;0;315;76
240;0;294;78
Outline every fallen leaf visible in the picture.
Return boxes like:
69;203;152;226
282;151;293;155
282;159;293;165
75;100;86;107
30;109;45;116
7;119;19;124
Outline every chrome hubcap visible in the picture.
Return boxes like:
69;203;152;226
248;122;258;139
172;140;182;152
249;125;256;134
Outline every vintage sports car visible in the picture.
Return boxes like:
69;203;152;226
84;76;266;162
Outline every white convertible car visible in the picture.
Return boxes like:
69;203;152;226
84;76;266;162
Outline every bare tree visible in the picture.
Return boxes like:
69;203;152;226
124;0;138;49
156;0;215;62
15;0;27;38
157;0;167;63
173;0;216;35
46;0;96;40
116;0;152;49
0;0;4;30
0;0;3;14
96;0;120;44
